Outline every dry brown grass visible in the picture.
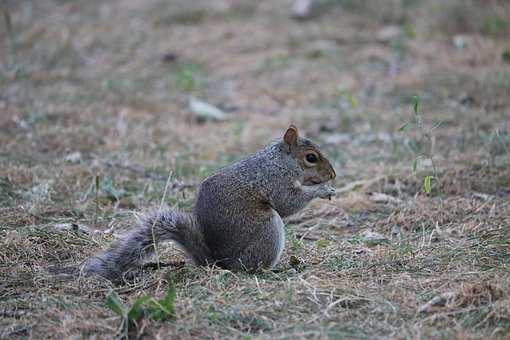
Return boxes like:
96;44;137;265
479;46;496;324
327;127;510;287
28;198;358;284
1;0;509;338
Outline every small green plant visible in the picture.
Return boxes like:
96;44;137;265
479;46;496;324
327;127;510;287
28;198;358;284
399;95;441;195
502;50;510;63
285;227;303;253
256;52;292;74
324;254;345;271
395;240;414;257
315;238;330;249
347;233;363;246
106;285;176;338
338;87;359;109
402;20;416;39
390;23;415;55
175;68;197;92
170;63;203;93
482;17;507;36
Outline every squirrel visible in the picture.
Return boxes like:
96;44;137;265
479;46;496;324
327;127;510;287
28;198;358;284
83;125;336;281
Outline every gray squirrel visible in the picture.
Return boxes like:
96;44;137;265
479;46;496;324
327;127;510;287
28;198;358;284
84;125;336;281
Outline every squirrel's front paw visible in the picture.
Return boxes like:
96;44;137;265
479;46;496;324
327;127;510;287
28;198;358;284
317;184;336;200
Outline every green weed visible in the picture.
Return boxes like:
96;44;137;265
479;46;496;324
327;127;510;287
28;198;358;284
106;285;176;338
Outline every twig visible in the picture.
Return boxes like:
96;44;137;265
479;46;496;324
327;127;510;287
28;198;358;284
298;223;323;241
323;297;351;317
94;175;99;228
150;170;173;271
295;234;320;241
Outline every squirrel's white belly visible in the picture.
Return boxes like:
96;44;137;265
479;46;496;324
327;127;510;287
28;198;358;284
270;210;285;268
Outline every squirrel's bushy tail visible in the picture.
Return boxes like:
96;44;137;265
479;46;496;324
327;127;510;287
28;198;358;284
83;208;211;281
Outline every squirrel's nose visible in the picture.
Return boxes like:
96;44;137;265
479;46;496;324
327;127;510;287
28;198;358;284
330;166;336;180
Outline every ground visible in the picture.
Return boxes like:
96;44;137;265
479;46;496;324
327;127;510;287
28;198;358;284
1;0;510;339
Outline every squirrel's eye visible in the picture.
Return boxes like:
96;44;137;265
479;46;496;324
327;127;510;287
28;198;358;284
306;153;318;163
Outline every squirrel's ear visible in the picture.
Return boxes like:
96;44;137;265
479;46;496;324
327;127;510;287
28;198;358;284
283;125;298;147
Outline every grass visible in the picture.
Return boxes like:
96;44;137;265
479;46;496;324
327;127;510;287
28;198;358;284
1;0;509;338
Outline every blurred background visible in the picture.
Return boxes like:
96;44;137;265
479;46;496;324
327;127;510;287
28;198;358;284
1;0;509;202
1;1;510;338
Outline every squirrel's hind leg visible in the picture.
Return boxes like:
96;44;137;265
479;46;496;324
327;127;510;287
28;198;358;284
228;211;285;271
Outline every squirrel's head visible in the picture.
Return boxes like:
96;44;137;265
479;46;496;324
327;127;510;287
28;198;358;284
282;125;336;185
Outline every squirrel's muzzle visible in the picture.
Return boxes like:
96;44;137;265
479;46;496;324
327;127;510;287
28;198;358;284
329;167;336;180
324;158;336;181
